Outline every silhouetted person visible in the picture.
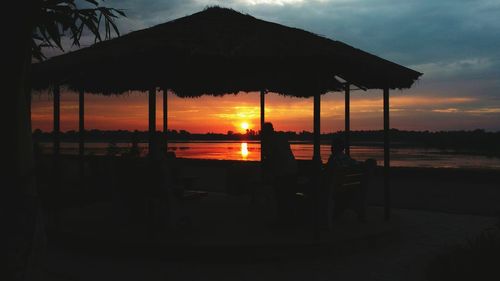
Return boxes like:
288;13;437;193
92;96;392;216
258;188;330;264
261;122;298;224
326;136;357;170
321;137;365;225
127;132;141;157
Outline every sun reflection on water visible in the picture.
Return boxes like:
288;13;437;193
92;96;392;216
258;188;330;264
240;142;249;158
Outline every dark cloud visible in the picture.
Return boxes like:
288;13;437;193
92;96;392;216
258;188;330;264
100;0;500;73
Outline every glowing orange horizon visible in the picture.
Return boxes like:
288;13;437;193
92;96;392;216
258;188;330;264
30;90;493;133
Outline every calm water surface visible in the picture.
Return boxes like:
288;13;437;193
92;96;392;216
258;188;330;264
40;141;500;170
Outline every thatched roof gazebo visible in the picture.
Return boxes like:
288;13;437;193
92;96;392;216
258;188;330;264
31;7;422;223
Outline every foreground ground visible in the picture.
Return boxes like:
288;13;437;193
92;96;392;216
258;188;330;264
39;159;500;280
43;207;496;281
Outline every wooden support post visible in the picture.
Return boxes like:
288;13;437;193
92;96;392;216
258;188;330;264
148;88;156;155
383;88;391;220
163;89;168;148
260;90;265;161
313;93;321;163
313;92;322;240
52;85;61;231
78;88;85;179
53;85;60;158
345;84;350;156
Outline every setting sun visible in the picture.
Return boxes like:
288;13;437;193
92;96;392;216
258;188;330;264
241;122;249;131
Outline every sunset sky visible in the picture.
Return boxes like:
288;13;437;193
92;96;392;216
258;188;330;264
31;0;500;133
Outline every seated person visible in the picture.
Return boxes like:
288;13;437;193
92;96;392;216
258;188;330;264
322;137;365;224
261;122;298;223
127;132;141;157
326;137;358;170
261;122;298;180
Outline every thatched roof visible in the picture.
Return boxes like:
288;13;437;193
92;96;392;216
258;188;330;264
31;7;422;97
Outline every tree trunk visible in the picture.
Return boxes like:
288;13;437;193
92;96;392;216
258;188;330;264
5;1;46;280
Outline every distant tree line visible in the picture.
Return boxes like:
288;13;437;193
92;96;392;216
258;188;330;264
32;128;500;157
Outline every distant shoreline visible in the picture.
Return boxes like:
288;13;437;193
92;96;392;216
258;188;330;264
35;139;500;159
33;129;500;158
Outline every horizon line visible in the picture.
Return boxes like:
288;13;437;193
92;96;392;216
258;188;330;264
32;128;499;134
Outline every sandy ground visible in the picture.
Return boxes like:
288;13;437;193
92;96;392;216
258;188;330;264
43;208;497;281
39;159;500;280
365;167;500;216
176;160;500;216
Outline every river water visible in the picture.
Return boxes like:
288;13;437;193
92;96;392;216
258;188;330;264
38;141;500;170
